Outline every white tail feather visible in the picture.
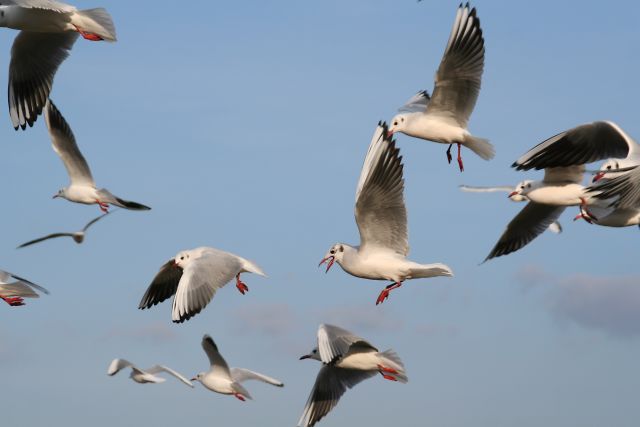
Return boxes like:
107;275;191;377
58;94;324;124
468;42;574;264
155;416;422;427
464;135;495;160
241;259;267;277
410;263;453;279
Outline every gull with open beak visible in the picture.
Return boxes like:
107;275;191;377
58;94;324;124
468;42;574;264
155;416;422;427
319;122;452;305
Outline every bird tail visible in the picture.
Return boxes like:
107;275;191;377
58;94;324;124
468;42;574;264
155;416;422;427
410;262;453;279
240;259;267;277
464;135;495;160
232;382;253;400
380;350;408;383
113;197;151;211
74;8;117;41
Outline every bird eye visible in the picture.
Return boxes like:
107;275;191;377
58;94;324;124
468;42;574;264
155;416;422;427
180;256;184;260
393;121;398;126
607;165;611;170
520;185;525;189
313;349;317;353
330;250;335;255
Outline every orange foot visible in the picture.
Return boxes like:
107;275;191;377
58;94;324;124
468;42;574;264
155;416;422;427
456;142;464;172
74;25;104;41
233;393;246;401
236;274;249;295
96;200;109;213
2;297;25;307
375;282;402;305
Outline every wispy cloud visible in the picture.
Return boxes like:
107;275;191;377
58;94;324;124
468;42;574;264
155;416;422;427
516;265;640;337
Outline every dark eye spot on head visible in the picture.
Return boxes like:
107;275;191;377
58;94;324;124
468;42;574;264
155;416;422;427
180;256;184;260
393;121;398;126
527;184;531;188
330;249;335;255
607;165;612;170
401;118;404;122
339;245;344;252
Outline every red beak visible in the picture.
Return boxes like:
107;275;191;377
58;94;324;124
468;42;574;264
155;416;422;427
318;256;335;273
593;172;605;182
508;191;518;198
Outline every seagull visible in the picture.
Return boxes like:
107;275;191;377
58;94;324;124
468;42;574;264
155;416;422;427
17;211;111;248
387;3;493;172
107;358;194;388
319;122;452;305
0;1;116;130
192;335;283;401
45;100;151;212
138;247;266;323
459;184;563;233
573;205;640;227
588;166;640;209
297;324;407;427
485;122;629;261
0;269;49;307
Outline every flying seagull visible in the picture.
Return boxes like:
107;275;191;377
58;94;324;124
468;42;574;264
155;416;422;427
297;324;407;427
192;335;283;401
107;358;193;388
319;122;452;305
0;1;116;129
17;211;112;248
138;247;266;323
45;100;151;212
387;3;493;171
0;269;49;307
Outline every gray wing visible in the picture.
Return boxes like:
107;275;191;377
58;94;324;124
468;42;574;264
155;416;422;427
230;368;284;387
513;121;632;171
0;270;49;295
82;211;111;232
297;365;377;427
355;122;408;256
201;335;231;377
138;260;182;310
397;90;430;113
9;31;78;130
145;365;194;388
425;4;484;127
485;203;566;261
1;1;75;12
17;232;75;248
171;250;241;323
543;165;585;184
107;358;136;376
44;100;95;186
317;324;377;365
459;185;514;193
588;166;640;208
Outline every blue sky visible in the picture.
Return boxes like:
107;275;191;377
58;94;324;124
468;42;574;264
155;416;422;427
1;1;639;426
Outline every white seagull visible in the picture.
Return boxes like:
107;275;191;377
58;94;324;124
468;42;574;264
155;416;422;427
0;0;116;129
297;324;407;427
45;100;151;212
459;184;563;233
107;358;194;388
573;205;640;228
192;335;283;401
17;211;111;248
485;122;629;261
387;3;493;172
0;269;49;307
319;122;452;305
138;247;266;323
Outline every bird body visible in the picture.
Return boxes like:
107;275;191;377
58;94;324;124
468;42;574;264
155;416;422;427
0;270;49;306
107;358;193;388
522;182;588;207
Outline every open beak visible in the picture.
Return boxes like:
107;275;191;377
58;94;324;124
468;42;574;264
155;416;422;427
508;191;518;198
190;376;197;381
318;256;335;273
386;129;394;138
52;194;59;199
299;354;311;360
592;172;605;183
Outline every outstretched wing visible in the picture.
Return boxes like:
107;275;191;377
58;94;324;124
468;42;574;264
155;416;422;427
201;335;231;377
425;3;485;127
146;365;194;388
297;365;376;427
355;122;408;256
588;166;640;208
317;324;377;365
107;358;136;376
138;260;182;310
17;233;74;248
230;368;284;387
397;90;430;113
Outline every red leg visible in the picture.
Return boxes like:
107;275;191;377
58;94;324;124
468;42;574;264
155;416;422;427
378;364;399;375
446;144;453;164
381;374;398;381
96;200;110;213
579;197;598;221
236;274;249;295
233;393;246;401
375;282;402;305
73;25;104;41
457;142;464;172
2;297;25;307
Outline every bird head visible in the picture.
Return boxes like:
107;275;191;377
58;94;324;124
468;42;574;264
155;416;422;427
174;251;192;269
593;159;621;183
299;347;321;362
52;188;66;199
191;373;204;382
509;180;534;199
318;244;345;273
387;114;408;137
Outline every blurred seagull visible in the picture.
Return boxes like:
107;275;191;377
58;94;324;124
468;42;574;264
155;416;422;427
138;247;266;323
0;0;116;130
573;205;640;227
0;269;49;307
107;358;193;388
297;324;407;427
319;122;452;305
388;3;493;171
485;121;629;261
17;211;111;248
459;184;563;233
45;100;151;213
192;335;283;401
